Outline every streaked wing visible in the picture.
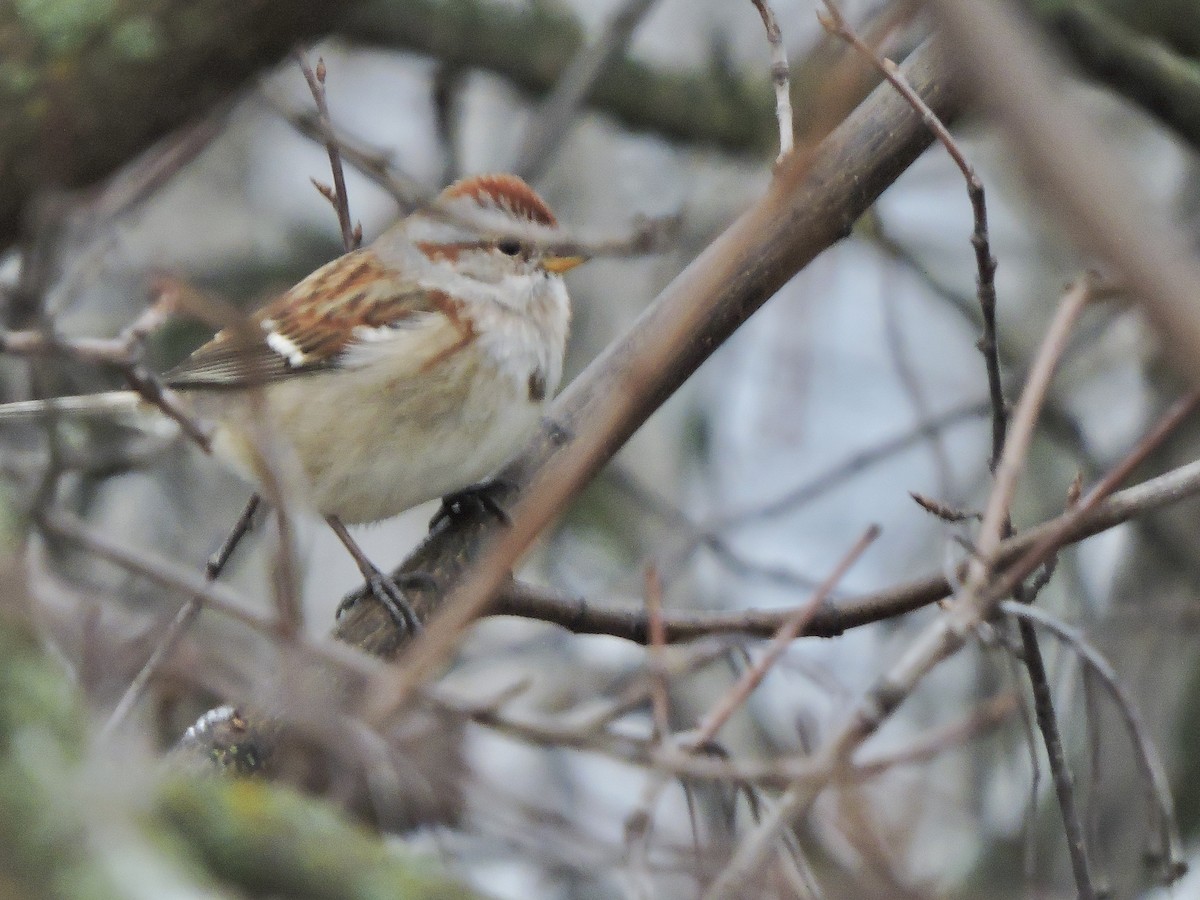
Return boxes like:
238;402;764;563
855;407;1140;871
164;249;465;389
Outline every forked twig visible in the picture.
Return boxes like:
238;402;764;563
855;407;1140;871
704;277;1095;899
267;94;426;210
974;386;1200;617
816;18;1091;885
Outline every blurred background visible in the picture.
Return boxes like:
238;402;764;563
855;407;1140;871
4;0;1200;897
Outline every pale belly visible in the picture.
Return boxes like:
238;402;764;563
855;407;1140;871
202;352;543;524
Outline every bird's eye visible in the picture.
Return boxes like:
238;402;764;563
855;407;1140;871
497;240;522;257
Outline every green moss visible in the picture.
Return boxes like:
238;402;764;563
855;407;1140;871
109;16;163;61
0;607;126;899
0;59;38;95
158;777;482;900
0;620;81;753
13;0;117;54
0;485;23;553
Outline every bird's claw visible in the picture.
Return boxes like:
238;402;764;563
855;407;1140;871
339;570;425;634
430;479;514;530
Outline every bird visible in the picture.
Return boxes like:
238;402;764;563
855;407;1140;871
1;174;582;627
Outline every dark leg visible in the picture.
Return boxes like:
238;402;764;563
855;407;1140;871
430;478;514;530
325;515;421;633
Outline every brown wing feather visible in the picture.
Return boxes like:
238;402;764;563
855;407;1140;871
164;250;459;390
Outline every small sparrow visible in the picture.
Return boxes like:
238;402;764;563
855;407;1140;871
3;174;582;624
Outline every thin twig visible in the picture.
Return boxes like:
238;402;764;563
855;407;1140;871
751;0;795;164
1081;665;1112;896
1004;647;1042;884
269;503;304;640
98;495;261;742
238;405;304;640
0;290;213;452
205;495;261;580
881;260;954;498
1001;601;1186;885
687;525;879;747
644;566;670;743
910;492;979;523
1016;614;1094;896
294;51;360;252
854;690;1019;775
267;89;680;259
819;0;1004;466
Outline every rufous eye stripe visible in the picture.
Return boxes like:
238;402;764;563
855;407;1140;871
416;241;490;263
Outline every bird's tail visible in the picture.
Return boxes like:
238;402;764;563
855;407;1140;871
0;390;144;424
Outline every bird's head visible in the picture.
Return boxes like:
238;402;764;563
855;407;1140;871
393;174;584;286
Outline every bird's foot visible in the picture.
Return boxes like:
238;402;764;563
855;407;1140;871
338;568;429;633
430;478;515;530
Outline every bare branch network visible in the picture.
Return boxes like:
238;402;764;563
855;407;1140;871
4;1;1200;898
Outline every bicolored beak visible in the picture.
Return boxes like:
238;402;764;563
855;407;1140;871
543;254;586;274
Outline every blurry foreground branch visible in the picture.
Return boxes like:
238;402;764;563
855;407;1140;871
1040;0;1200;151
0;571;477;899
929;0;1200;388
